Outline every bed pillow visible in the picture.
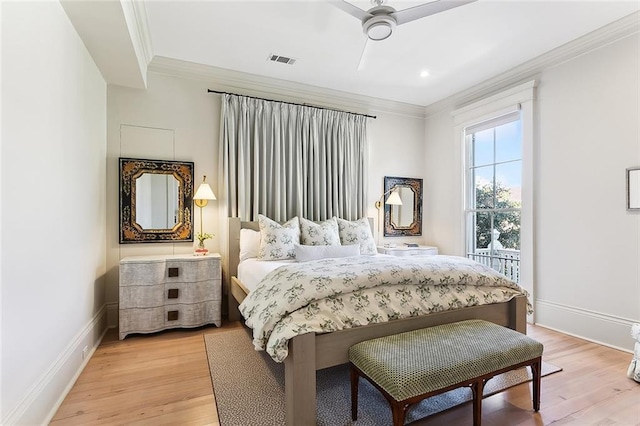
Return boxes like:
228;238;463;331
294;243;360;262
239;229;261;262
258;215;300;260
335;217;377;255
299;217;341;246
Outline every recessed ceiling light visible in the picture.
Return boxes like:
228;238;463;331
420;70;430;78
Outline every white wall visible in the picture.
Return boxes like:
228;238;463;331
1;2;107;424
106;71;426;326
425;34;640;351
367;112;427;245
534;34;639;349
424;109;459;255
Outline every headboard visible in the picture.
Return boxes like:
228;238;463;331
227;218;259;282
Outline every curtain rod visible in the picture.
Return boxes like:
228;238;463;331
207;89;377;119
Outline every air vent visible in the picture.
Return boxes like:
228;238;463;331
268;54;296;65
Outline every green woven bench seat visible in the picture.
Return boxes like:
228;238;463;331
348;319;543;426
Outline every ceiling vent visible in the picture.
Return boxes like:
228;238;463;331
268;54;296;65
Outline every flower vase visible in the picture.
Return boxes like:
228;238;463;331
194;240;208;256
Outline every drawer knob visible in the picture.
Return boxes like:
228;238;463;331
167;288;179;299
167;310;179;321
168;267;179;277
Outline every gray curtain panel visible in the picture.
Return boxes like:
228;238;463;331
220;94;368;221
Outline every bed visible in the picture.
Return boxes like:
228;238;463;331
225;217;528;426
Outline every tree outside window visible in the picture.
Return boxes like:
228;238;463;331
474;182;521;250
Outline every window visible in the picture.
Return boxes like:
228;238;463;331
465;111;522;282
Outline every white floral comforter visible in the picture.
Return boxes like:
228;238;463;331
239;255;530;362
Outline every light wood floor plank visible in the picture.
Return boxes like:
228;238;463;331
50;322;639;425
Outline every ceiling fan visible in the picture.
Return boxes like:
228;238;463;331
332;0;478;42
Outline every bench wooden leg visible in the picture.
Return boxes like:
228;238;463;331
531;357;542;411
470;379;485;426
390;401;406;426
350;364;359;421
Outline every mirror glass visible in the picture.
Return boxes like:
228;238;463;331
119;158;194;243
135;173;180;229
390;185;415;229
383;176;423;237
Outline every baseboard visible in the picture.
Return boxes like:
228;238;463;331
535;299;636;353
106;301;118;328
2;305;108;425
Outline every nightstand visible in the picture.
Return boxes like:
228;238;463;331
377;245;439;256
119;253;222;340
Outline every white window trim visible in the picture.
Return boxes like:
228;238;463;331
451;80;537;321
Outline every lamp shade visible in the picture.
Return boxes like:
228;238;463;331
385;190;402;205
194;183;216;200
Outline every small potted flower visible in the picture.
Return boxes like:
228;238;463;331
195;232;213;256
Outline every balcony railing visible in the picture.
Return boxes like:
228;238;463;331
468;248;521;283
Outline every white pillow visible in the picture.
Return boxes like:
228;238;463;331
299;217;341;246
239;229;261;262
294;243;360;262
258;215;300;260
335;217;377;255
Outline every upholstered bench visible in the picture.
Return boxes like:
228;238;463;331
348;319;543;426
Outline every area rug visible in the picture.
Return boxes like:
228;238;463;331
204;327;561;426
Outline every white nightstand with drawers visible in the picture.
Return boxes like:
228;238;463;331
377;245;439;256
119;253;221;340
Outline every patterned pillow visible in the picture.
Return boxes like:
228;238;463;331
299;217;341;246
258;215;300;260
335;217;377;255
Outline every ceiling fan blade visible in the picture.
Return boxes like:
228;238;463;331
328;0;371;21
392;0;477;25
357;37;371;71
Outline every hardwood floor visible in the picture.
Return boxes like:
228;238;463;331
50;322;639;425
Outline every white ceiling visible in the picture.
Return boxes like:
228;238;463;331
143;0;639;106
65;1;640;108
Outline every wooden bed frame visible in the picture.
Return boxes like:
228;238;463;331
225;217;527;426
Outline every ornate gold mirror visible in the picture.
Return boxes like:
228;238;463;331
383;176;423;237
119;158;194;243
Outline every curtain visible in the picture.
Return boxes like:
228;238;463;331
220;94;368;222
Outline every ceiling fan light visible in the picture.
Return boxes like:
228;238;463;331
363;15;396;41
368;22;392;40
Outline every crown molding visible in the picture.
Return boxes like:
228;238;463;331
425;11;639;117
147;56;427;119
121;0;154;88
129;1;154;67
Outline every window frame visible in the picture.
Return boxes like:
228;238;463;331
451;80;536;320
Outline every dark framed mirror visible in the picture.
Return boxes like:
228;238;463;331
628;167;640;211
119;157;194;243
383;176;423;237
